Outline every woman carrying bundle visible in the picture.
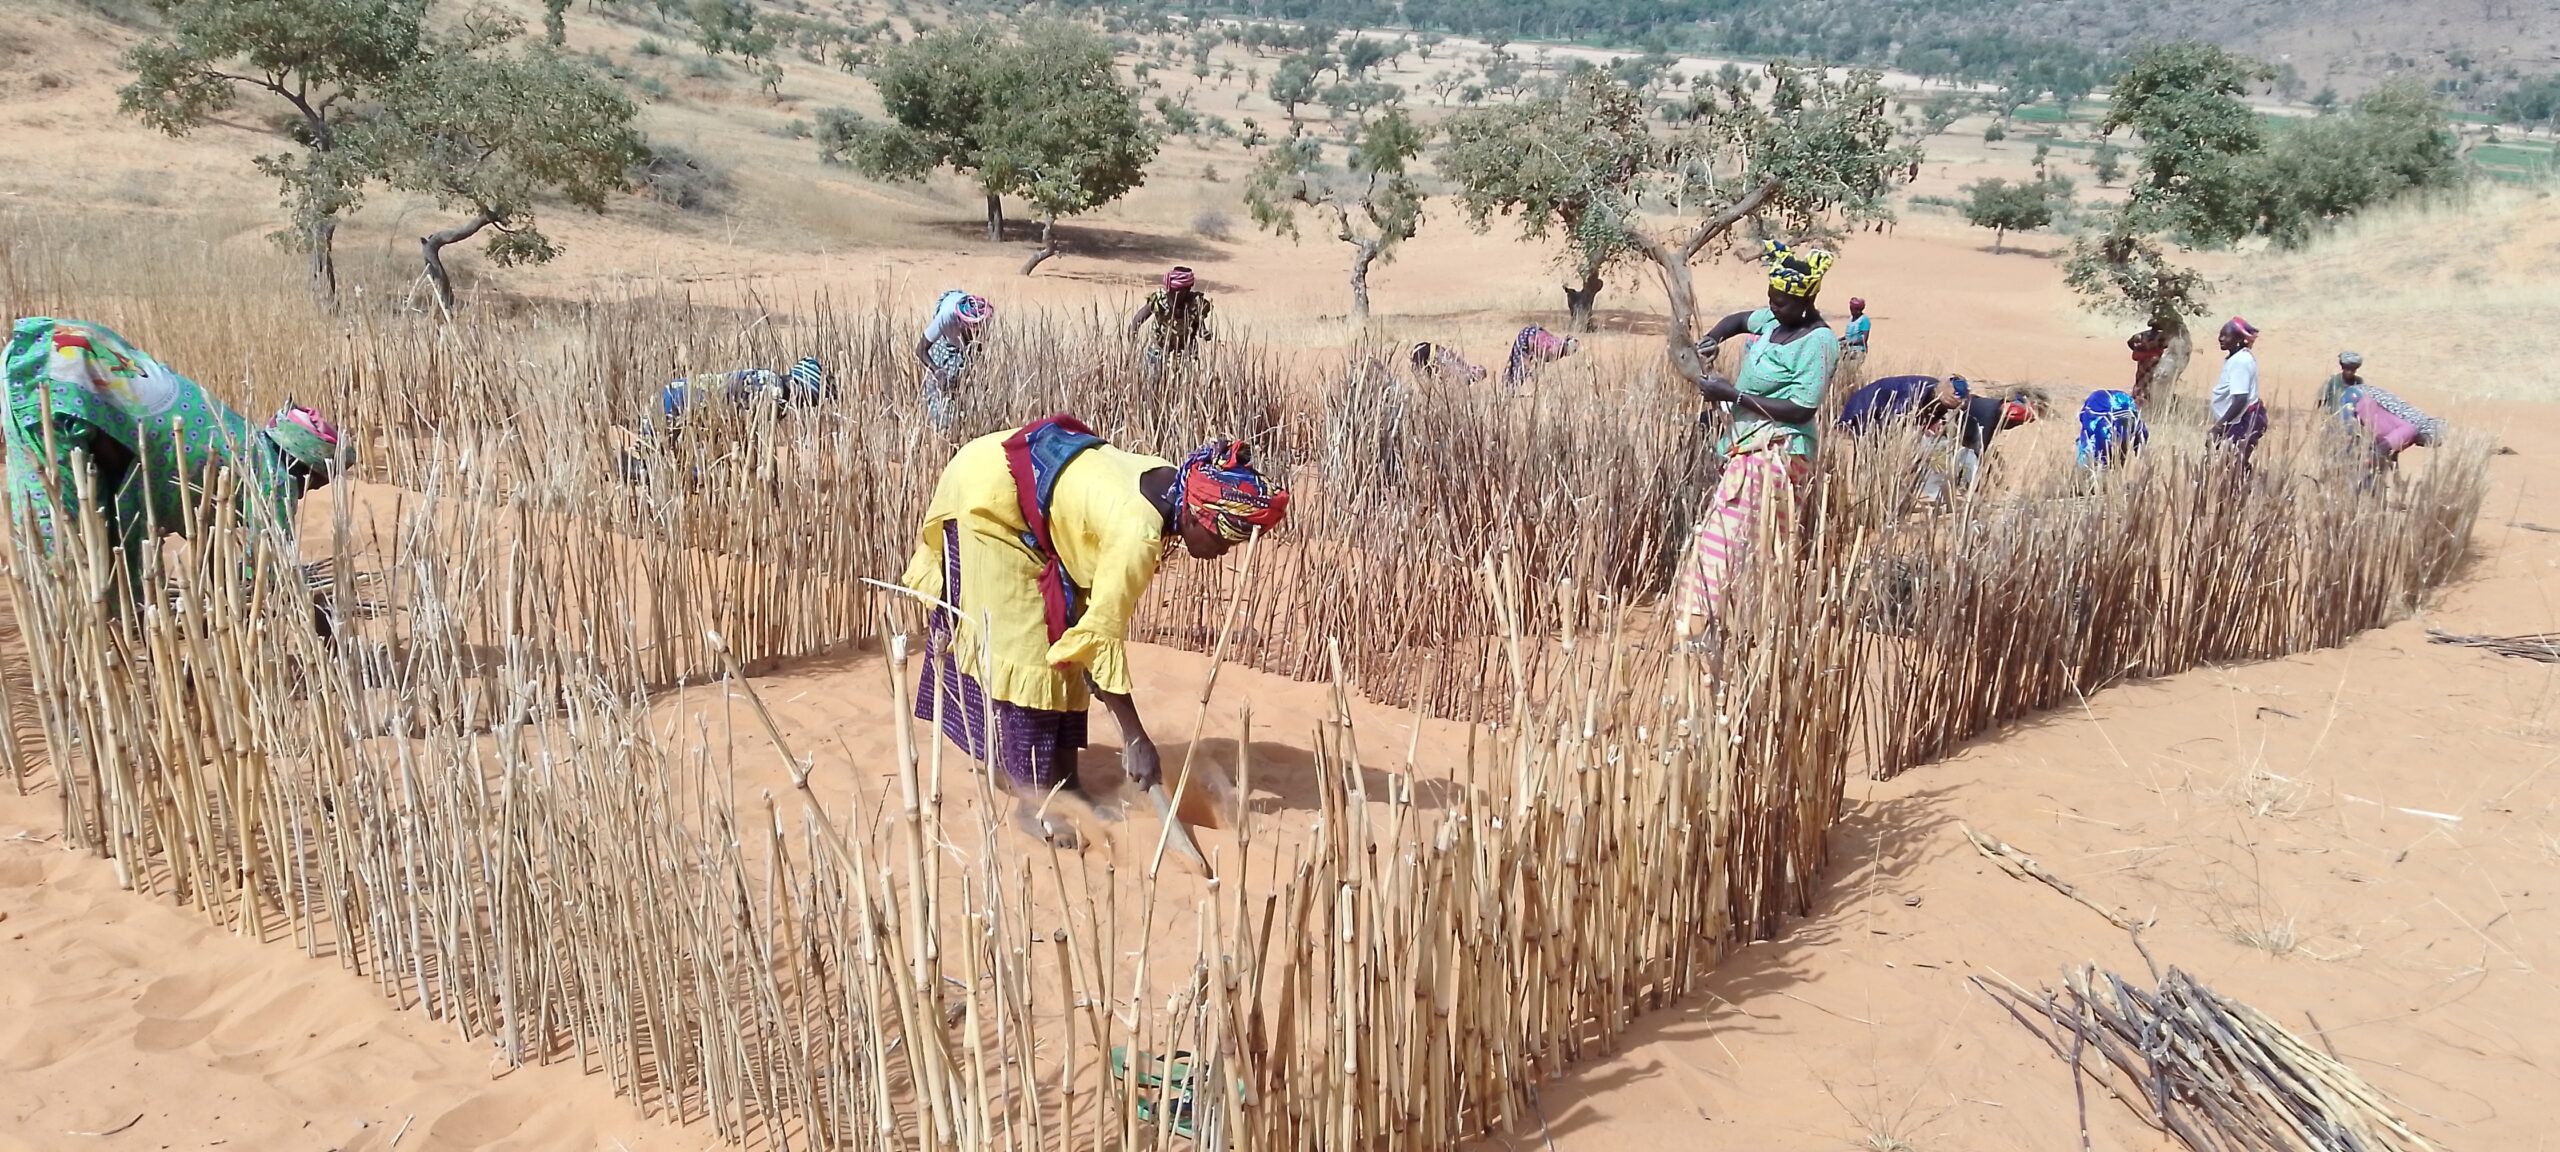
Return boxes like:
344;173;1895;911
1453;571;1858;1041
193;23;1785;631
1675;241;1841;637
4;317;343;612
916;290;994;431
902;415;1287;846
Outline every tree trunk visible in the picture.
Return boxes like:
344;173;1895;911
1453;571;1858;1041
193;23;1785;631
309;216;339;305
984;192;1005;242
1648;247;1709;381
2148;314;2194;406
1019;215;1060;275
1347;241;1377;319
1561;270;1602;333
420;211;499;316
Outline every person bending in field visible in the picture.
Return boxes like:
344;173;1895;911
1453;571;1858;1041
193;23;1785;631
1407;341;1487;383
2076;389;2148;473
2332;380;2445;477
1675;241;1840;639
916;291;993;432
1127;266;1213;371
1501;325;1576;392
4;317;343;613
625;356;829;479
902;415;1287;847
1839;374;2036;506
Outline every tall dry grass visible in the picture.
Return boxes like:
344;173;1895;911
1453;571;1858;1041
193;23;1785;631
0;211;2493;1151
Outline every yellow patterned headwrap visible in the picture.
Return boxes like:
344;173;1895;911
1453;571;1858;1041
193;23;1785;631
1762;240;1834;299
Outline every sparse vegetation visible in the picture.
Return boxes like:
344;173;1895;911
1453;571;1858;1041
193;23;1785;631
817;18;1156;254
627;142;733;212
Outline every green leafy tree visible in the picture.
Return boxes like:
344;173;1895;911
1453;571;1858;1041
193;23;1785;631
1961;177;2054;252
362;27;646;313
688;0;776;61
2065;41;2265;396
1244;105;1426;317
819;20;1156;246
118;0;430;302
2089;138;2124;185
1439;70;1648;330
1442;64;1914;355
2248;82;2463;249
1269;54;1320;126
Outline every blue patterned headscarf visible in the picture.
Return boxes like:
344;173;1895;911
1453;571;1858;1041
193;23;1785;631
2076;389;2146;466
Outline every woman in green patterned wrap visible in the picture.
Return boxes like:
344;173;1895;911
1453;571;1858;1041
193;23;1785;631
4;317;344;607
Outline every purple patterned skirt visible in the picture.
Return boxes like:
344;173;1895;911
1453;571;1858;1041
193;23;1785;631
915;522;1088;792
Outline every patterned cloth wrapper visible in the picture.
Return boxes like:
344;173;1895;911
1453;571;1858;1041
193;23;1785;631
1504;326;1571;391
916;521;1088;792
1673;449;1811;620
2076;390;2147;468
4;318;301;583
1762;240;1835;298
2350;384;2443;446
1177;439;1288;542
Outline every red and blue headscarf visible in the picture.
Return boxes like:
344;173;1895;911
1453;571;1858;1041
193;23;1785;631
1177;439;1288;542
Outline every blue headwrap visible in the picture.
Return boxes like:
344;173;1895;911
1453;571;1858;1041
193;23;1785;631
2076;390;2146;466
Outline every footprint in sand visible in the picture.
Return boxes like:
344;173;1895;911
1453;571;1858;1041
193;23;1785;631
131;971;224;1052
0;856;42;887
424;1090;541;1150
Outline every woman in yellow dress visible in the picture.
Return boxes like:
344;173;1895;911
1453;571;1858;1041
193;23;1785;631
902;414;1288;844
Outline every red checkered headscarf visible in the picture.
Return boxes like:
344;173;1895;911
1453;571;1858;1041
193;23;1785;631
1177;439;1287;542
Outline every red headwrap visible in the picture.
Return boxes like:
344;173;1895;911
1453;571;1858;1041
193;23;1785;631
1178;439;1287;542
1164;266;1197;291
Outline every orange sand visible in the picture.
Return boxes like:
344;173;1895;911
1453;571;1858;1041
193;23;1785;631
6;1;2559;1147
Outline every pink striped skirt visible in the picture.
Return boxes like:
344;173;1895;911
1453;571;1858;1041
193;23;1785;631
1674;450;1811;620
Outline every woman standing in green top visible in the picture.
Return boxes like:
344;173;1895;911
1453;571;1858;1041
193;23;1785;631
1673;241;1841;634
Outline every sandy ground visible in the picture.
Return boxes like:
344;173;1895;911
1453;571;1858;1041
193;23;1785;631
6;1;2560;1148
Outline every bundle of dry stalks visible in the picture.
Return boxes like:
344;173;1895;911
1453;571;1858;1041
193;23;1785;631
1976;963;2443;1152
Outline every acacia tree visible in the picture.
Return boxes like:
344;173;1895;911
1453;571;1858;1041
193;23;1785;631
1962;177;2056;252
1442;65;1912;344
2065;41;2265;399
119;0;430;302
1244;107;1426;318
819;20;1155;246
1635;63;1915;374
1439;72;1648;331
362;23;646;313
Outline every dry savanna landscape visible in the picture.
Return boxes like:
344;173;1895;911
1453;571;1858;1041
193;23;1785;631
2;0;2560;1150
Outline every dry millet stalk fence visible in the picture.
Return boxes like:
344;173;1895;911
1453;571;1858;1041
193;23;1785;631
0;287;2489;1150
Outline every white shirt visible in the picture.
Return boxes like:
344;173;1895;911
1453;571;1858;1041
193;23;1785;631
2212;348;2259;421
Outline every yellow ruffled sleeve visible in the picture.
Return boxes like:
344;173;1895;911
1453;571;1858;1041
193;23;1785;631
1042;447;1173;696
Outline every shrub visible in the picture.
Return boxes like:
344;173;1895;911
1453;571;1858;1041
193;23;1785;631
629;143;733;211
632;74;673;101
635;37;666;57
683;55;730;80
1201;164;1222;183
1192;206;1235;241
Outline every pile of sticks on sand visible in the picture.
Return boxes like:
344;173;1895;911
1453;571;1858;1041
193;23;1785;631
2425;628;2560;664
1976;963;2442;1152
